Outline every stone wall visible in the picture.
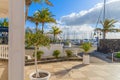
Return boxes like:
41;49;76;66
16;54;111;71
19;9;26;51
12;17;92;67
98;39;120;53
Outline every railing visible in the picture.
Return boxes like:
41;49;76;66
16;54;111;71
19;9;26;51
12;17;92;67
0;45;8;59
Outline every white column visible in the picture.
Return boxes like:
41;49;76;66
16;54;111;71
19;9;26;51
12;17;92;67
9;0;25;80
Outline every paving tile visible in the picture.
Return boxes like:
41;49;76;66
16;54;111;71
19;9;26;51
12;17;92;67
70;72;86;78
74;78;89;80
0;61;120;80
93;70;110;77
0;68;5;76
88;77;105;80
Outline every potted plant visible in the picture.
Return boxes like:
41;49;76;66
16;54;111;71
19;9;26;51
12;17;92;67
26;29;50;80
115;52;120;61
81;42;92;64
65;50;73;57
64;40;71;47
53;50;61;58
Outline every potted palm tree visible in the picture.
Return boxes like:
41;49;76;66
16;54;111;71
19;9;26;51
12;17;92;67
81;42;92;64
26;28;50;80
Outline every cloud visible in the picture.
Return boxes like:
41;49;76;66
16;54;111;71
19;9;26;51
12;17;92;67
52;23;95;39
48;0;120;39
61;0;120;26
107;32;120;39
61;24;94;32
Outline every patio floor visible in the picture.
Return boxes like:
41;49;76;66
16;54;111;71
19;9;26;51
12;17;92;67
0;56;120;80
25;61;120;80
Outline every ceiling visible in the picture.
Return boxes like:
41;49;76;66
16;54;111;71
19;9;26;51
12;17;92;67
0;0;8;18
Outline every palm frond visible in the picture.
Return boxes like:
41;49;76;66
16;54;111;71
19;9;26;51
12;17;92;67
94;28;102;31
45;0;53;6
25;0;32;6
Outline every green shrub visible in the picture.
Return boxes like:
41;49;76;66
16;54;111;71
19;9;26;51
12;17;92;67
33;50;44;60
115;52;120;58
53;50;61;58
65;50;73;57
81;42;92;54
64;41;70;45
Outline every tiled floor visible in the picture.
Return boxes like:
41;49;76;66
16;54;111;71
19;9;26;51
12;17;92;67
0;61;8;80
0;57;120;80
25;61;120;80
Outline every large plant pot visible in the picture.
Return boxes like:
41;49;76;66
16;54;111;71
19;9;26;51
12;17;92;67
64;43;71;48
68;43;71;47
29;70;51;80
83;54;90;64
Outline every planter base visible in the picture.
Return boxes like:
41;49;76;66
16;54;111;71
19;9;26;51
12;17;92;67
83;55;90;64
30;70;50;80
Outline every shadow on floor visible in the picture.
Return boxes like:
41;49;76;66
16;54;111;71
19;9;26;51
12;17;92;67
54;64;88;77
78;50;112;63
90;51;112;63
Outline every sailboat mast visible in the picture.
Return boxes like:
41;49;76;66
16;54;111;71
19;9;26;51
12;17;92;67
103;0;106;21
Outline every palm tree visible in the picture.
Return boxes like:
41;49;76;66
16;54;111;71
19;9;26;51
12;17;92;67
0;18;8;27
28;8;56;33
49;26;62;42
95;19;119;39
25;0;32;21
25;0;53;21
36;8;56;34
27;11;40;31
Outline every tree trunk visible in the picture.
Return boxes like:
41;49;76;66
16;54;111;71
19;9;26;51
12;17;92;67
36;23;39;32
35;46;39;77
53;34;56;43
103;31;106;39
25;6;29;21
42;23;44;34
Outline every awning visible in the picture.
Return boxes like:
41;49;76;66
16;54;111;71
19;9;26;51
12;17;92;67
0;0;9;18
0;27;8;32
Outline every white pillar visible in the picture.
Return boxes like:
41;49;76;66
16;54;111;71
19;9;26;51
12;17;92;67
9;0;25;80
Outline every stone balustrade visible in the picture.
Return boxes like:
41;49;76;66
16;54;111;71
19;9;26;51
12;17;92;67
0;45;8;59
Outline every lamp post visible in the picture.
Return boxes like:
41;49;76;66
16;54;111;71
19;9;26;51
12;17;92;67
94;30;102;51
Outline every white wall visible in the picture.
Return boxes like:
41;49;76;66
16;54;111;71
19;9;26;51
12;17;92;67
0;44;64;59
39;44;64;58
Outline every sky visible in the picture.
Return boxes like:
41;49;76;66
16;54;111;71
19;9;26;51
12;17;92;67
26;0;102;28
27;0;120;39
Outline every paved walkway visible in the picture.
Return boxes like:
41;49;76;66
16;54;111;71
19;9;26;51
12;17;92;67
0;55;120;80
91;51;112;63
25;61;120;80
